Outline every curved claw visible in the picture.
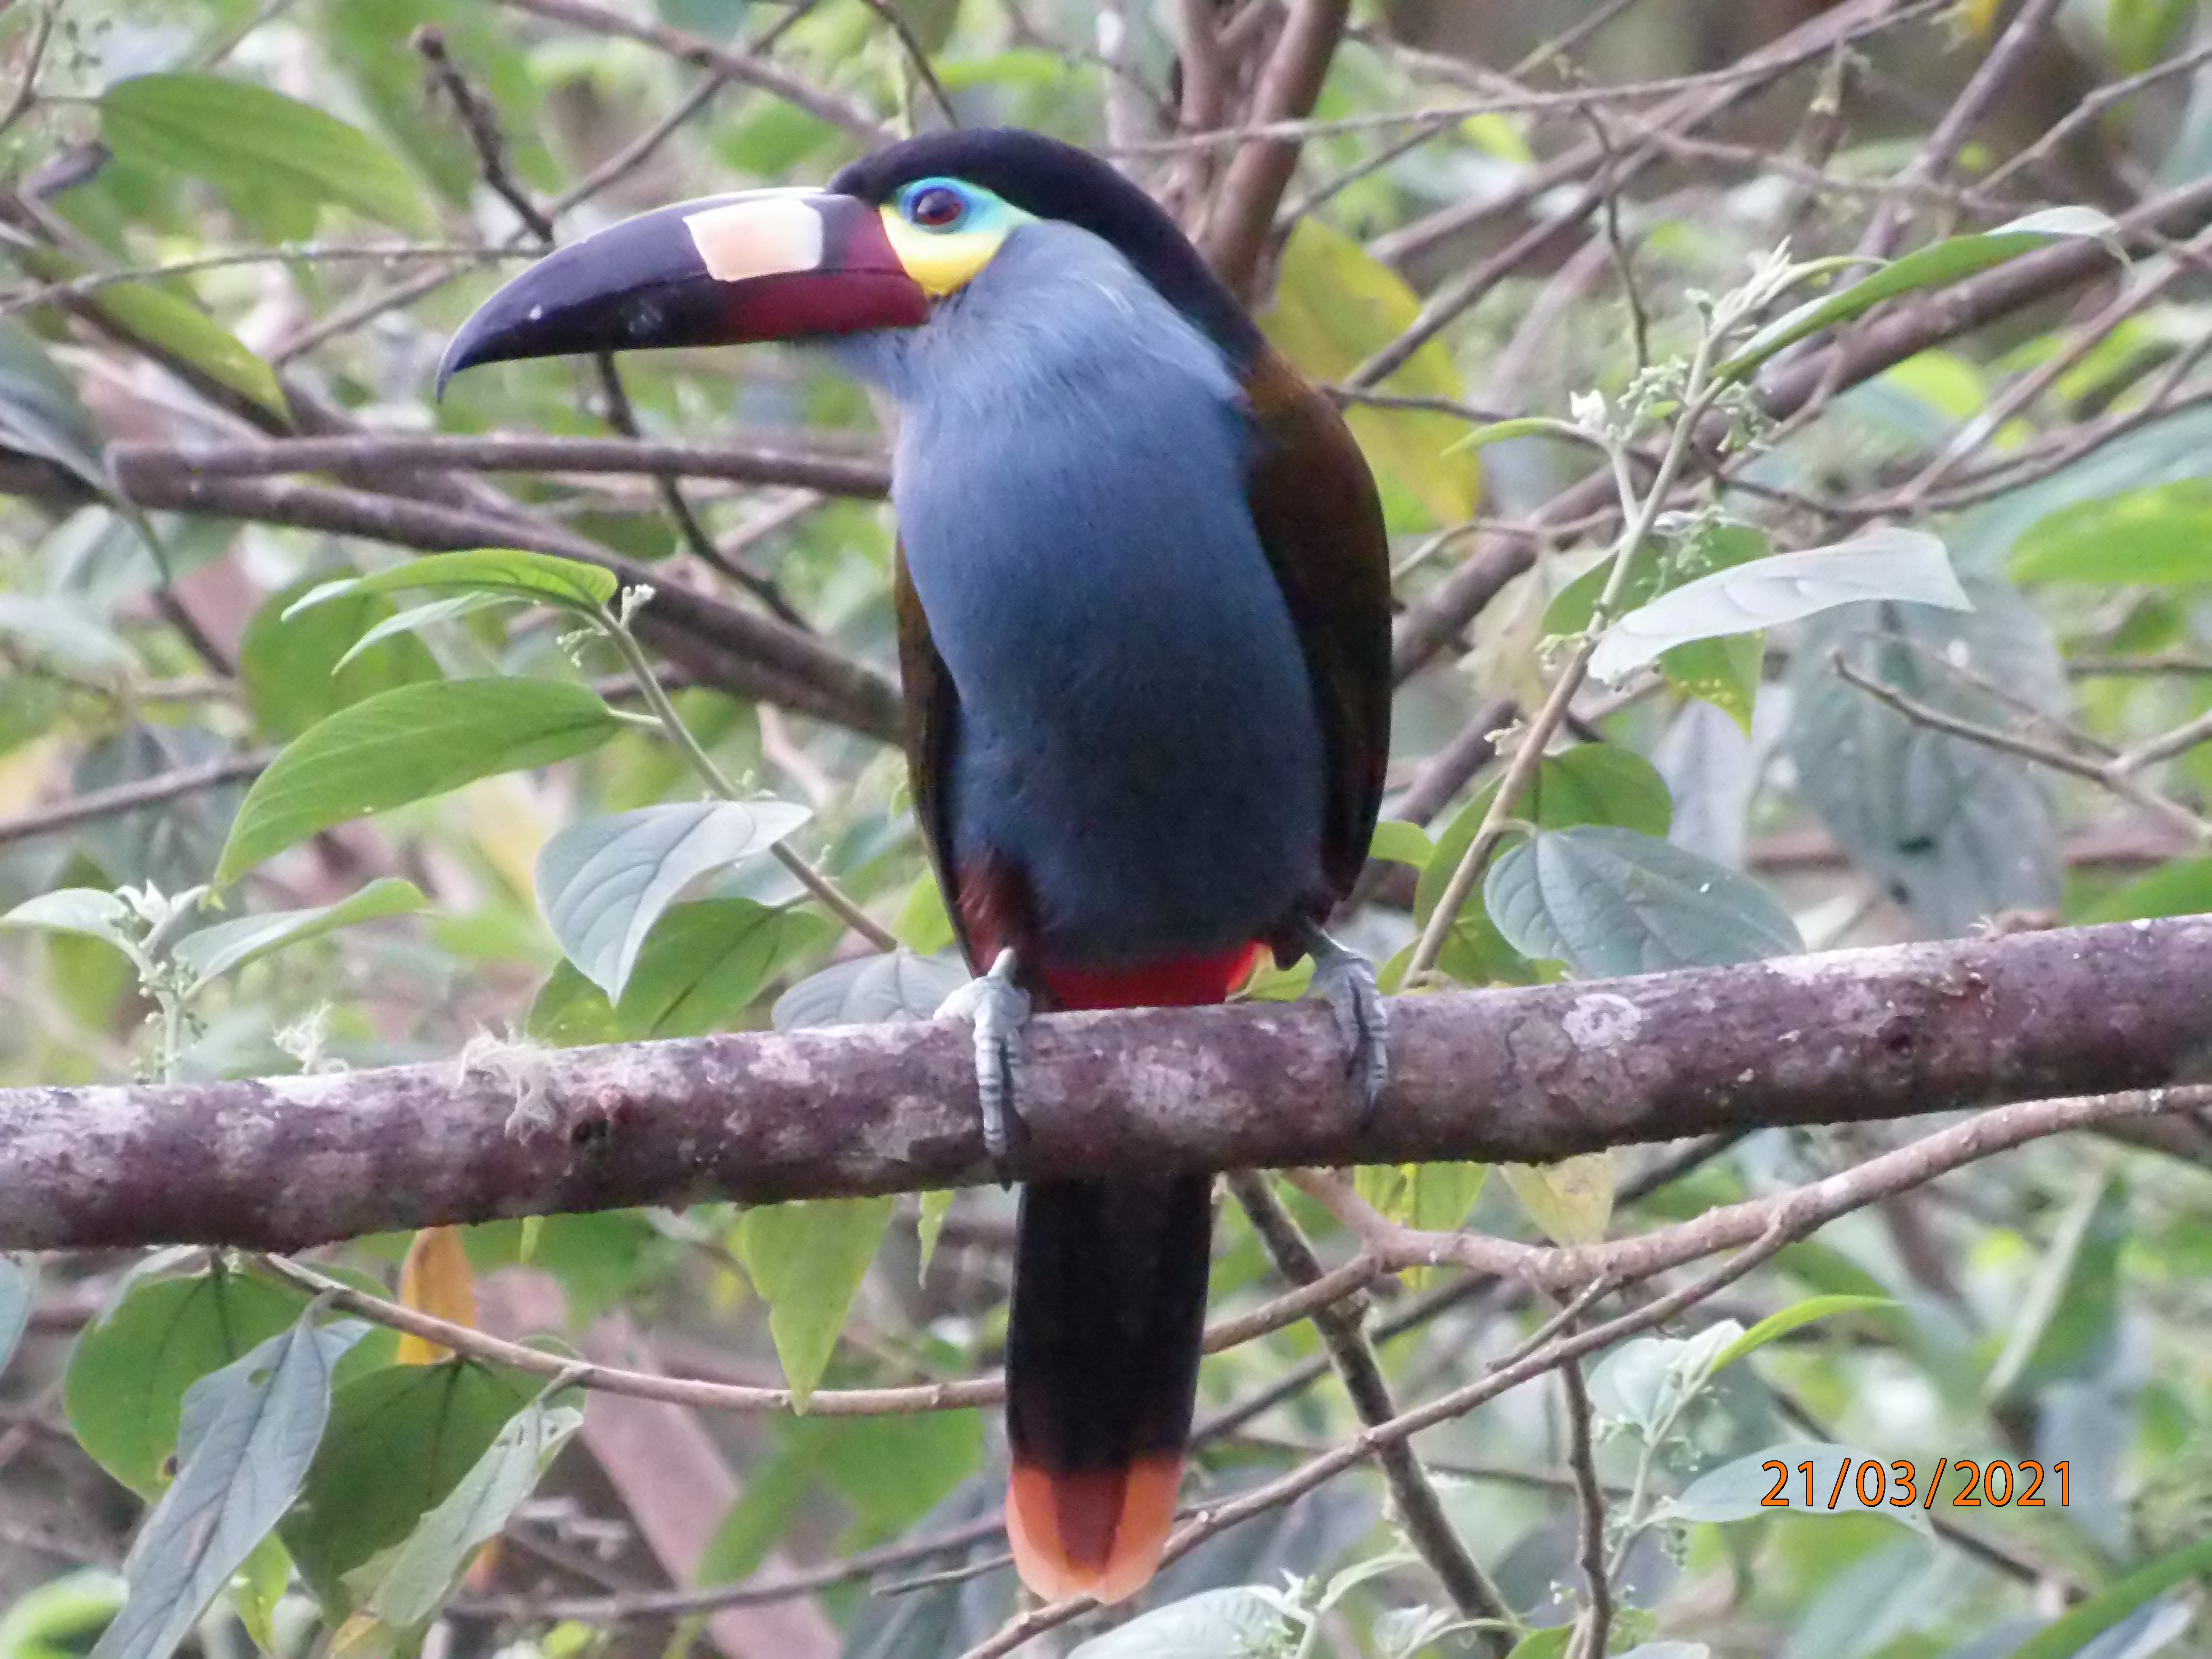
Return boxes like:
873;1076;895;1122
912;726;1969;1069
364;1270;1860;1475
1303;924;1390;1120
935;948;1031;1183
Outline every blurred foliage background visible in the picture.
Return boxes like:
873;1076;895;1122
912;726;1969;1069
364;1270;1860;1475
1;1;2211;1656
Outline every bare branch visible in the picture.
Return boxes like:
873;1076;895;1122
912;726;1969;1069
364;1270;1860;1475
108;435;889;498
490;0;892;143
105;466;904;739
251;1248;1381;1419
0;751;271;850
1197;0;1351;299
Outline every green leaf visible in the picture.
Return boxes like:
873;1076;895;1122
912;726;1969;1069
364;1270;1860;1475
171;878;427;992
2106;0;2197;71
0;595;135;671
0;319;111;492
1717;207;2121;381
1416;745;1673;926
916;1191;954;1279
1355;1163;1487;1287
892;870;955;955
2006;1536;2212;1659
1261;219;1479;527
93;1316;366;1659
1712;1295;1898;1371
100;74;434;238
1355;1161;1488;1232
772;950;969;1029
0;1571;126;1658
332;593;506;673
733;1197;895;1410
1658;1440;1931;1535
230;1534;289;1655
1485;826;1802;975
2077;857;2212;923
1367;820;1435;869
1547;523;1772;639
9;243;287;421
1;888;135;951
0;1255;37;1378
536;800;811;1000
282;1361;539;1616
285;549;620;621
2009;479;2212;587
1066;1588;1291;1658
526;898;834;1044
216;679;623;883
1986;1175;2126;1400
1449;415;1585;451
239;574;444;744
1506;1631;1573;1659
1587;1325;1744;1439
65;1267;310;1496
1589;529;1970;683
1547;522;1770;727
365;1397;583;1630
818;1410;986;1540
1788;576;2063;935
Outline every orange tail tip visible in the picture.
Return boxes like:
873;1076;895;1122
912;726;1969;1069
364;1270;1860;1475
1006;1454;1183;1604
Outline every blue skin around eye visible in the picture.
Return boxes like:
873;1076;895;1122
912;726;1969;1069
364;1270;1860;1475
834;221;1326;967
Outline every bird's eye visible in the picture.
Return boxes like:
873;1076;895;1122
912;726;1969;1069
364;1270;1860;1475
906;184;967;230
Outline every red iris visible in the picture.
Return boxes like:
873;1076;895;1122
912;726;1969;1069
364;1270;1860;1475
910;186;965;228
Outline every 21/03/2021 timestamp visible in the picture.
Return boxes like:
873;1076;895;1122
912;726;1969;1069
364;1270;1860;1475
1762;1458;2068;1510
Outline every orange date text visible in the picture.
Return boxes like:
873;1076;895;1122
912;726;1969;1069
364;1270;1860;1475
1759;1458;2068;1510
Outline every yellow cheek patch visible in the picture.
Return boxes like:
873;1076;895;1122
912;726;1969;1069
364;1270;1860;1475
685;193;825;283
882;209;1011;297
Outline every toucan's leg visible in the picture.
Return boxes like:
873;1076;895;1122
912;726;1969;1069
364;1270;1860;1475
1301;921;1389;1117
936;947;1031;1181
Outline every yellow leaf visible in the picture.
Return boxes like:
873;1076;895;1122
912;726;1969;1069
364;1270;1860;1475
1503;1151;1616;1246
1260;219;1481;528
1962;0;2004;34
396;1226;477;1363
0;735;62;816
462;771;560;902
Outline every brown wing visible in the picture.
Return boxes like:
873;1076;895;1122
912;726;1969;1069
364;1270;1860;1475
1240;348;1394;908
893;541;969;957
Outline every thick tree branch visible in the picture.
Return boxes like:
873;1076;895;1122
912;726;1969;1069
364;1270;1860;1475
2;917;2207;1253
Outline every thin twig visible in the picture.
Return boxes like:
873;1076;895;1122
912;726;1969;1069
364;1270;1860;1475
1559;1352;1613;1659
1228;1173;1515;1651
1829;652;2212;843
253;1249;1385;1420
1855;0;2067;260
857;0;957;129
0;751;271;850
0;4;58;139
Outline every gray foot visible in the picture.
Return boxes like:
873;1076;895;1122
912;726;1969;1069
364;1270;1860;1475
935;948;1031;1182
1303;923;1390;1119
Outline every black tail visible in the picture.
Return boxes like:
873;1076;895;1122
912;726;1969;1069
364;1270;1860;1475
1003;1174;1212;1603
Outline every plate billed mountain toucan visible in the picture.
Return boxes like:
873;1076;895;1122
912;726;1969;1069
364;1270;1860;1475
442;128;1394;1604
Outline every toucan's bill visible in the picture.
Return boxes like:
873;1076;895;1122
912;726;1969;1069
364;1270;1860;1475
437;189;931;391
